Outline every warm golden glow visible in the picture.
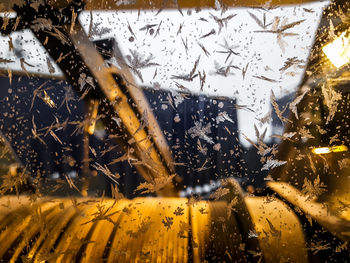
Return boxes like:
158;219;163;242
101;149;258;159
322;32;350;68
312;145;348;155
331;145;348;153
43;90;56;108
86;100;99;135
312;147;331;154
87;121;96;135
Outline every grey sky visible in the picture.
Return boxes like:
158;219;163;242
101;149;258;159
0;1;328;147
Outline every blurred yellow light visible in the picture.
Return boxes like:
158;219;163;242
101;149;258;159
43;90;56;108
86;100;99;135
322;32;350;68
312;145;348;155
312;147;331;154
87;121;96;135
332;145;348;152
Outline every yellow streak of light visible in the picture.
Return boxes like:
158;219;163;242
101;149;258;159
312;145;348;155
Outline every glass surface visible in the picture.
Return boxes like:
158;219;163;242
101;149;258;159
2;0;350;261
